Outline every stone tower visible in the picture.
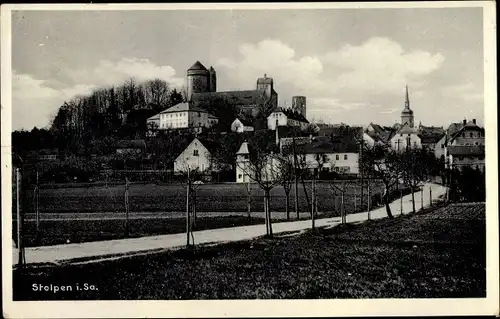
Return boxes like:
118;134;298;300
292;96;307;118
209;66;217;93
256;74;274;100
401;85;414;128
187;61;210;102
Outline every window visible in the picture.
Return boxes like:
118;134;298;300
238;174;242;179
441;144;444;148
244;154;249;160
193;149;199;156
344;154;348;160
475;142;479;145
470;133;473;138
336;155;340;160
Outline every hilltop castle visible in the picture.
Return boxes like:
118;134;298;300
185;61;306;119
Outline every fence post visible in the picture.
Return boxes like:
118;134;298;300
367;182;371;220
247;181;251;220
311;178;315;230
354;193;357;212
400;188;403;215
341;181;346;224
124;177;130;237
421;188;424;210
429;186;433;206
35;170;40;244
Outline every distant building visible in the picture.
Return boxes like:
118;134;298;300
267;107;309;130
291;96;307;118
115;140;147;155
390;123;421;151
174;137;218;173
235;141;251;183
186;61;279;118
154;102;218;131
444;119;485;172
231;117;254;133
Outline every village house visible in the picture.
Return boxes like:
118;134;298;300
267;107;309;131
148;102;219;132
174;137;218;173
231;117;255;133
444;119;485;172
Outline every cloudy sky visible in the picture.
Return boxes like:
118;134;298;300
11;7;484;131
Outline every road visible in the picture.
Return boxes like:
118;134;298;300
12;183;446;266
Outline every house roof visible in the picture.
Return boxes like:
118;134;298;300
159;102;207;114
418;126;445;144
448;145;485;156
448;120;485;144
395;123;419;135
268;107;309;123
115;140;147;149
236;142;250;155
147;114;160;121
208;114;219;119
234;116;254;127
292;135;359;155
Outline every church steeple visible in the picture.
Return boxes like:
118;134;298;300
401;85;414;128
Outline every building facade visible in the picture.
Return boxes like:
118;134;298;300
267;107;309;130
174;138;213;173
156;102;218;130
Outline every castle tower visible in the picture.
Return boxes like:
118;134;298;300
256;74;274;100
236;141;251;183
187;61;210;102
401;85;414;128
292;96;307;118
209;66;217;92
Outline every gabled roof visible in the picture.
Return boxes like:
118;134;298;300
159;102;208;114
147;114;160;121
395;123;419;135
115;140;147;149
236;142;250;155
268;107;309;123
188;61;208;71
448;145;485;156
234;117;254;127
448;120;485;144
208;114;219;119
292;135;359;155
418;126;446;144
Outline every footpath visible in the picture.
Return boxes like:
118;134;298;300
12;183;446;266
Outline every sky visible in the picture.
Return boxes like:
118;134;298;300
10;7;485;131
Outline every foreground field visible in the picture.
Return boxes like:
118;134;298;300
21;180;386;214
13;202;485;299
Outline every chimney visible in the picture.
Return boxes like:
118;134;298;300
463;119;467;125
473;119;476;124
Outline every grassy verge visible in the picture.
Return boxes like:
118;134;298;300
13;203;485;300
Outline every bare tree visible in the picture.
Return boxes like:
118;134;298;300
276;153;294;221
236;145;283;237
361;144;404;219
143;79;170;111
400;147;431;214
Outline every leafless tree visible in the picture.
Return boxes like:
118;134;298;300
143;79;170;110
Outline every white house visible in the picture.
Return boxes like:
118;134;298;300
444;119;485;172
174;138;216;173
390;124;422;151
231;117;254;133
235;142;251;183
267;107;309;130
235;141;282;183
155;102;218;130
293;136;360;175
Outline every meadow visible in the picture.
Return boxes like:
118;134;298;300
13;203;486;299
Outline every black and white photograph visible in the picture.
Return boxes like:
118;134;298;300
1;2;498;318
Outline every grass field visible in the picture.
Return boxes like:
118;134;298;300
13;202;485;300
20;181;387;214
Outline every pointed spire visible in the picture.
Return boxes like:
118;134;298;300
405;85;410;109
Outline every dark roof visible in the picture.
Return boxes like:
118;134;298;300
234;116;254;127
115;140;147;149
191;90;267;107
188;61;208;71
369;123;385;134
197;138;220;154
257;75;273;84
447;122;464;136
448;145;485;156
448;120;485;143
269;107;309;123
292;135;359;155
418;126;445;144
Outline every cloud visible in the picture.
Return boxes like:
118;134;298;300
215;38;445;121
12;58;183;130
442;82;483;102
324;37;445;94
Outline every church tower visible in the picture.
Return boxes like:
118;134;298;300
401;85;414;128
